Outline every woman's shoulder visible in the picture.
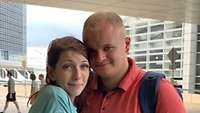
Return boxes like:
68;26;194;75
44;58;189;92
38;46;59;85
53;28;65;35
40;85;68;98
32;85;76;113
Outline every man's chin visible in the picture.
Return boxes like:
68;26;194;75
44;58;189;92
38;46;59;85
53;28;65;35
95;70;111;77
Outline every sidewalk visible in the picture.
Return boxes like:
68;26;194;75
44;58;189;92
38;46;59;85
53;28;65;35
0;96;200;113
0;96;29;113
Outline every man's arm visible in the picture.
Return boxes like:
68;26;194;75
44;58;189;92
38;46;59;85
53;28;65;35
156;79;186;113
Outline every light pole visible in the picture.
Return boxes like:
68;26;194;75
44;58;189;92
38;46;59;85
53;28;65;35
21;57;27;97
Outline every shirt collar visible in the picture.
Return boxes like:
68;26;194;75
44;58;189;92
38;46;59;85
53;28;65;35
90;58;144;91
118;58;144;91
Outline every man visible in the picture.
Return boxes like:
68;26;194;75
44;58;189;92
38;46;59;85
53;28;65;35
1;71;21;113
76;12;186;113
38;73;46;89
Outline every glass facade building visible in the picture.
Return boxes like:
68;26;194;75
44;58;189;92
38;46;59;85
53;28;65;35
0;0;26;68
124;17;200;93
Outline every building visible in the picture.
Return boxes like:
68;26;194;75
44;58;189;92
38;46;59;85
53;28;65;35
124;17;200;94
0;0;26;68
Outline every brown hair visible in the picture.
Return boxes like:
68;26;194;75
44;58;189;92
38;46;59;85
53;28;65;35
27;36;88;106
46;36;88;84
47;36;88;68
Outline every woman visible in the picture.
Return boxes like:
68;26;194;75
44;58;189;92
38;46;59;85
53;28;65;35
28;36;90;113
29;72;39;104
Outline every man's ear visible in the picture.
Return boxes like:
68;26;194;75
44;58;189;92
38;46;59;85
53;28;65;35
47;65;56;81
124;37;131;54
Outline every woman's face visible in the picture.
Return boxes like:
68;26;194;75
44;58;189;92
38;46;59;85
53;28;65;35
50;50;90;97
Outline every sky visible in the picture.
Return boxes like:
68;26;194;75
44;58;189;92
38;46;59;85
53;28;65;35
27;5;93;47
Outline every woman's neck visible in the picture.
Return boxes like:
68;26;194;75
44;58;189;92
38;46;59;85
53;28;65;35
70;95;76;103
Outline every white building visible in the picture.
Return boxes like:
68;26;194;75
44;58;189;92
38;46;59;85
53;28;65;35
123;17;200;94
0;0;26;68
0;0;27;82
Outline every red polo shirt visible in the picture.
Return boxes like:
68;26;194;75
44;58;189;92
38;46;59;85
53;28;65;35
76;58;186;113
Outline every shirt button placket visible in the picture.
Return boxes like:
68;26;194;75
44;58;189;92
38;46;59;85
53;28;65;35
100;95;110;113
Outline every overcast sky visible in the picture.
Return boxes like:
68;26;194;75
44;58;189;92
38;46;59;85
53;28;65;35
27;5;93;47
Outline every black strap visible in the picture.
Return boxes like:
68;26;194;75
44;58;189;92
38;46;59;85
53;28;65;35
139;71;165;113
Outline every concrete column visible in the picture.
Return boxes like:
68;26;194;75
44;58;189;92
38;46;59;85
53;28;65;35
183;23;197;93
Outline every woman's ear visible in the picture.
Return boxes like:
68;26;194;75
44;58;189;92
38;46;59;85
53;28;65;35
47;65;56;81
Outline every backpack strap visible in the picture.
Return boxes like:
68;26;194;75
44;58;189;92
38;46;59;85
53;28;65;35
139;71;165;113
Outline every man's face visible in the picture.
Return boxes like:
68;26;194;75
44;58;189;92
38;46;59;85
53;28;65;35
84;21;130;79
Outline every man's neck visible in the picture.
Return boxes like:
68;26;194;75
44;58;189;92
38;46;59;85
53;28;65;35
99;59;130;92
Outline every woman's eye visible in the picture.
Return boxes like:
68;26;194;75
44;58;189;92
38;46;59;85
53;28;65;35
80;64;90;70
63;64;73;70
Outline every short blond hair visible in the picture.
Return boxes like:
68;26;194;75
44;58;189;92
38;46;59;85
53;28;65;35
83;12;125;41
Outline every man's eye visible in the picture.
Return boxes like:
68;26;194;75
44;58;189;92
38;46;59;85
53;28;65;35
104;47;114;52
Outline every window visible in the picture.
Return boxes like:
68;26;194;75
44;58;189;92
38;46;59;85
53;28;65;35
150;55;163;61
196;77;200;83
150;33;164;40
0;69;6;78
134;51;147;54
198;34;200;40
198;25;200;32
197;42;200;52
1;51;9;60
135;35;147;42
150;24;164;32
165;22;182;29
149;63;162;69
134;43;147;49
135;56;146;62
149;41;162;48
195;85;200;90
165;30;182;38
173;30;182;37
135;27;147;34
197;54;200;64
197;66;200;75
195;85;200;94
175;62;181;68
165;39;182;47
150;49;163;53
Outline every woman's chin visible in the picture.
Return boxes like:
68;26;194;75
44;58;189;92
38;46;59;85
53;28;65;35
69;89;83;97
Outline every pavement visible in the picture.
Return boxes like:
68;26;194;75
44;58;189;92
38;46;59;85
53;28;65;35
0;96;200;113
0;96;29;113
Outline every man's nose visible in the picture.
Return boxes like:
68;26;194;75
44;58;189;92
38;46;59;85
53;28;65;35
95;51;106;62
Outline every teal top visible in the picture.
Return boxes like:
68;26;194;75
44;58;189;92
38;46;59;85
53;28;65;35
28;85;77;113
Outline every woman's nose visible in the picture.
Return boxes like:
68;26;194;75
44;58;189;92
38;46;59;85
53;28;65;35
73;67;82;80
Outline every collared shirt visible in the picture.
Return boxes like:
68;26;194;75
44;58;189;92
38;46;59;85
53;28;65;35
76;58;186;113
29;85;77;113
